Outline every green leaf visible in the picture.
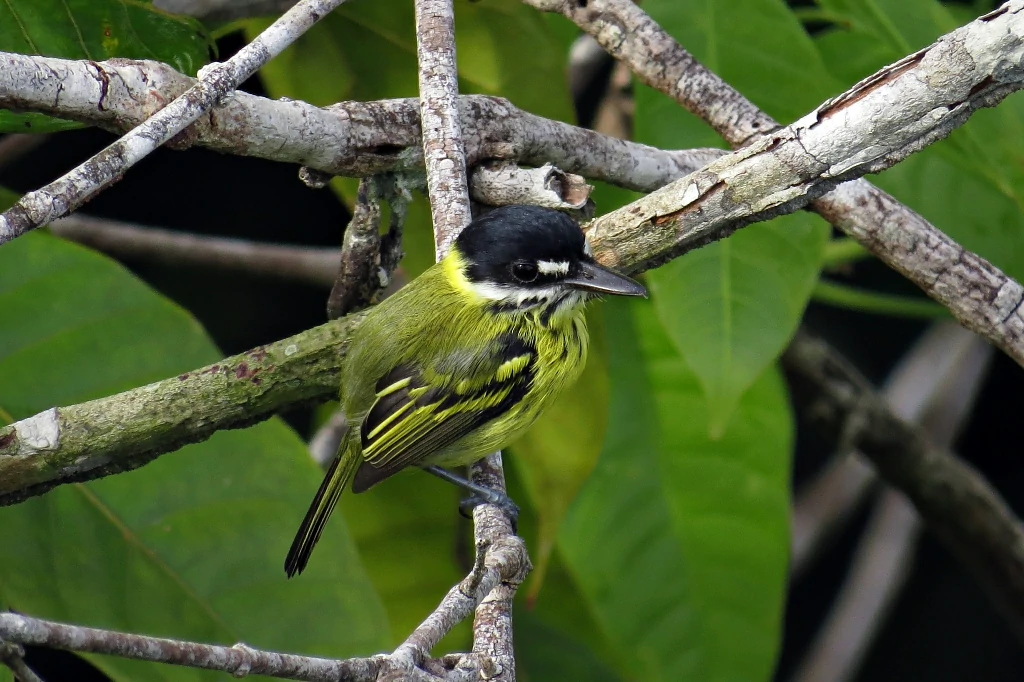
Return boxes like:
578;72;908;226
516;611;623;682
635;0;830;433
248;0;572;119
812;0;1024;283
558;297;792;682
648;220;825;436
510;307;609;601
0;233;389;681
0;0;214;133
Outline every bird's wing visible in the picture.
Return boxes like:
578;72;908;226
350;331;536;492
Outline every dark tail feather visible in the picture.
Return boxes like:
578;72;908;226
285;446;360;578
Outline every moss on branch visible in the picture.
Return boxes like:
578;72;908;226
0;313;365;505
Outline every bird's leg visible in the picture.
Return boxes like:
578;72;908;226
424;465;520;531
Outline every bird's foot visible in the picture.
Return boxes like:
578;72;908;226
424;465;520;532
458;492;520;532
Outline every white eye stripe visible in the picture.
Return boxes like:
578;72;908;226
537;260;570;276
469;281;560;307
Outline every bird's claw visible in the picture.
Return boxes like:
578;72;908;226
459;492;520;533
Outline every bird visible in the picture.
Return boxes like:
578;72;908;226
285;205;646;577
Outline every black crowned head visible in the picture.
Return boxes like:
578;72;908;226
453;205;646;307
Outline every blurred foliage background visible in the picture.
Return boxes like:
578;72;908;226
0;0;1022;680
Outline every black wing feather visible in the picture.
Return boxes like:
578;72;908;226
351;333;536;492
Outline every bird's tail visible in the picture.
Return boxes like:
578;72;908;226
284;437;361;578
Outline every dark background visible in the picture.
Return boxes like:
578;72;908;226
3;24;1023;682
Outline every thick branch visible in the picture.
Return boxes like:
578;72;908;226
5;4;1024;512
791;325;992;681
784;333;1024;641
0;316;362;505
0;0;351;245
0;52;718;194
530;0;1024;372
791;323;993;574
50;215;340;288
580;3;1024;369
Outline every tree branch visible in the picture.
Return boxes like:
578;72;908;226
791;323;994;574
416;0;472;255
784;333;1024;641
791;325;992;681
412;3;524;680
4;2;1024;517
0;316;362;505
50;214;340;288
326;175;409;320
0;0;351;246
470;162;592;212
0;52;719;194
580;3;1024;370
0;612;383;682
527;0;1024;372
0;639;44;682
0;532;531;681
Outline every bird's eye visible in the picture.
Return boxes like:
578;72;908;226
510;261;539;283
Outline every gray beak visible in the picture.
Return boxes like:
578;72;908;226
564;259;648;297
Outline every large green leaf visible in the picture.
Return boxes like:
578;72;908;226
0;233;389;681
558;297;792;682
0;0;213;133
635;0;830;434
248;0;571;119
813;0;1024;283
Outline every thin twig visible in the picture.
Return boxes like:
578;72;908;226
0;639;45;682
413;2;525;680
791;323;994;574
784;333;1024;642
0;612;381;682
326;176;406;320
0;0;351;246
527;0;1024;375
0;540;529;682
50;215;339;288
0;53;720;194
791;326;992;682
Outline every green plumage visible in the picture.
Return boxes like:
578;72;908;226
285;251;588;577
285;205;645;577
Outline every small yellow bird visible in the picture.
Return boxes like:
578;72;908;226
286;205;645;577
